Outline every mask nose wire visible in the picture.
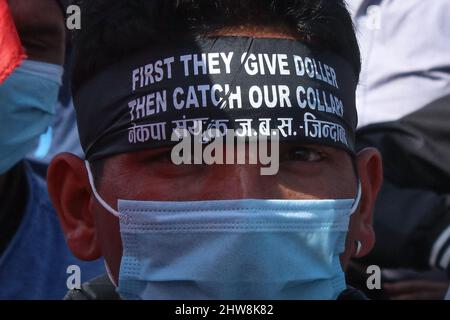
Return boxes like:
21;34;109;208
85;160;120;217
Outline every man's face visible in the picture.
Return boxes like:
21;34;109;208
48;26;383;286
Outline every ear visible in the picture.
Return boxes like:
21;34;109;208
47;153;102;260
351;147;383;258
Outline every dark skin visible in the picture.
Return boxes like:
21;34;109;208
0;0;65;244
48;27;384;286
7;0;66;65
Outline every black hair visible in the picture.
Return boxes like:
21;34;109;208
71;0;360;94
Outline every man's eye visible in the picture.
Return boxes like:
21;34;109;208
283;148;325;162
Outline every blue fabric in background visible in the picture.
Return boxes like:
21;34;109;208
0;161;104;300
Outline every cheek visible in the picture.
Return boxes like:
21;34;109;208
93;203;123;282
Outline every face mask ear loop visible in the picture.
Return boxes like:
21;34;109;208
349;153;362;215
85;160;120;217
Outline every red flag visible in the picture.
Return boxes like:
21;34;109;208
0;0;27;84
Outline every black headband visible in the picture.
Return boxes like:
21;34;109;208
74;37;358;161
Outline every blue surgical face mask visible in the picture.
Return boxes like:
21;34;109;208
0;60;63;174
86;161;361;300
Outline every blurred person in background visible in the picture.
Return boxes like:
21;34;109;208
346;0;450;299
0;0;103;299
49;0;383;300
